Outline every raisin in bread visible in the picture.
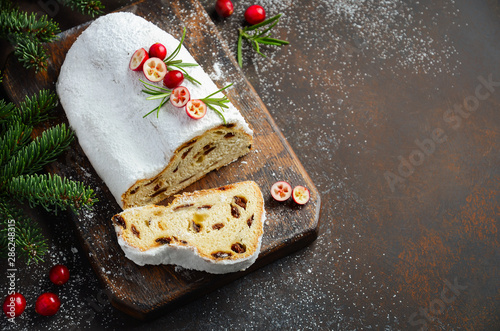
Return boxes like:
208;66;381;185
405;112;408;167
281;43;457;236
112;181;265;274
56;12;253;209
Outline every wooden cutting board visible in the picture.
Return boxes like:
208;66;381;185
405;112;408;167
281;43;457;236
2;0;321;319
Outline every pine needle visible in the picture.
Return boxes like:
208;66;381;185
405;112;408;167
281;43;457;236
8;173;97;214
0;123;74;181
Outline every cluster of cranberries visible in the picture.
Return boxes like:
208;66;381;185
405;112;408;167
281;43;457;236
271;181;310;205
215;1;266;25
130;43;206;119
2;264;69;318
130;43;172;84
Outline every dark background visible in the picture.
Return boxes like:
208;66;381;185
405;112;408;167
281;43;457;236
1;0;499;330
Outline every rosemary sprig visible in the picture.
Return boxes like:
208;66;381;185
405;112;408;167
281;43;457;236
164;28;201;85
140;79;172;118
197;84;233;124
237;14;289;67
140;78;233;124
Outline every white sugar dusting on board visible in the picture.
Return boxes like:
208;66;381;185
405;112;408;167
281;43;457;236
218;0;462;174
248;0;461;87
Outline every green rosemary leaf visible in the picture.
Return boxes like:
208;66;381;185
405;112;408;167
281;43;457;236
173;62;198;67
196;83;233;124
206;104;227;125
183;74;201;86
167;59;183;65
141;90;158;96
140;79;170;92
237;33;243;67
259;37;290;45
204;83;233;99
143;107;159;119
252;40;261;54
146;94;168;101
165;27;186;63
163;28;200;85
244;14;282;32
139;79;172;118
254;19;280;38
168;65;201;85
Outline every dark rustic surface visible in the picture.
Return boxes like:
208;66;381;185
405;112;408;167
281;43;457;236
1;0;499;330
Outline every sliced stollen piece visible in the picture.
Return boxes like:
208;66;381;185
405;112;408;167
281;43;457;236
56;12;253;209
112;181;265;274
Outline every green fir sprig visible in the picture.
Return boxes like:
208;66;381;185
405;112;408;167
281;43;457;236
0;201;48;264
60;0;104;18
237;14;289;67
0;124;74;181
0;5;60;72
0;0;104;72
0;90;97;264
8;173;95;214
164;28;201;85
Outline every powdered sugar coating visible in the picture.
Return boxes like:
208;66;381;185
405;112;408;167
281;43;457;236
57;12;252;208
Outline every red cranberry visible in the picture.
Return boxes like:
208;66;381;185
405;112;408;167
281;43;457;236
163;70;185;89
149;43;167;60
35;292;60;316
2;293;26;318
215;0;234;18
245;5;266;25
49;264;70;285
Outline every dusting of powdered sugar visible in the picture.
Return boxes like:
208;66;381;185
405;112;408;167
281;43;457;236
212;0;462;172
198;0;464;329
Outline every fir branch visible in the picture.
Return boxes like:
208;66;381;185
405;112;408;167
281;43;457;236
1;89;57;133
0;8;60;43
60;0;105;18
15;217;48;264
15;89;59;127
0;87;98;264
0;200;48;264
0;122;32;167
0;124;73;182
13;38;49;73
0;98;15;128
0;3;60;72
7;173;97;214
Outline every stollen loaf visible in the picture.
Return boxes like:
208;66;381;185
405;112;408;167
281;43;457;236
56;12;253;209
